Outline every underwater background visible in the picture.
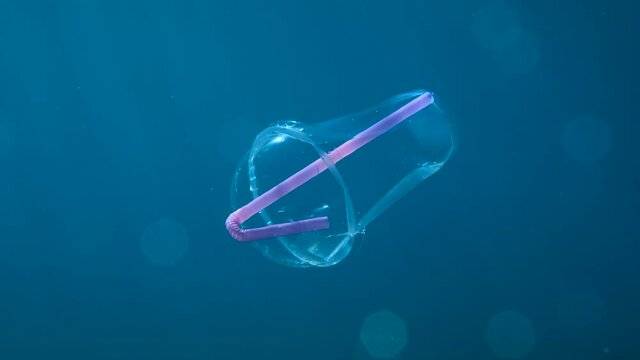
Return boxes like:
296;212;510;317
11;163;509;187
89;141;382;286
0;0;638;359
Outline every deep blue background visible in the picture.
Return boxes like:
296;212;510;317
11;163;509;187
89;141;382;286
1;0;638;359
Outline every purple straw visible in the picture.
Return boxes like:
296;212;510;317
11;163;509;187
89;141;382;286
226;91;434;242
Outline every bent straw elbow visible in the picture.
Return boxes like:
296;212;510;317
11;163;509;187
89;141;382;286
225;213;247;241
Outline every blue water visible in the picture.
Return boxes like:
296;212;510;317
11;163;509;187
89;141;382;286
1;0;638;359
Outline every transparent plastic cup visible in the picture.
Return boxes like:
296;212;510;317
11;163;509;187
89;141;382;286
227;90;455;267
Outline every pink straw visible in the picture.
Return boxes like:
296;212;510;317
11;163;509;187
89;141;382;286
226;91;434;242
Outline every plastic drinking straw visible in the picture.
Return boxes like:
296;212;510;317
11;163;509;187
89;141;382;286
226;91;434;242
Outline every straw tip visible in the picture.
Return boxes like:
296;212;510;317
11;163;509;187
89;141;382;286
424;91;435;101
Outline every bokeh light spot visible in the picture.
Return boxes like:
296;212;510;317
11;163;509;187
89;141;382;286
471;1;522;52
562;115;612;163
493;30;541;74
140;218;190;266
485;310;536;359
359;310;408;359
